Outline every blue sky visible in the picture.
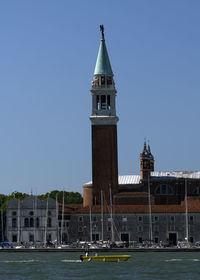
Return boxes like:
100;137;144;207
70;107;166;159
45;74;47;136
0;0;200;195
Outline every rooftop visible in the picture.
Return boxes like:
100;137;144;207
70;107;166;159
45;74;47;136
73;198;200;214
84;171;200;187
151;171;200;180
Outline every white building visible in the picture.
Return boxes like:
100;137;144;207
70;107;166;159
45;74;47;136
6;196;58;245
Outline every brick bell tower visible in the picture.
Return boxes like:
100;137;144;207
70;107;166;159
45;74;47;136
84;26;119;206
140;141;154;181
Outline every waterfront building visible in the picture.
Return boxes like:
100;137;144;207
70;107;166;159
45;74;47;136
57;203;82;244
6;26;200;247
79;26;200;246
69;198;200;246
6;196;58;245
6;196;83;246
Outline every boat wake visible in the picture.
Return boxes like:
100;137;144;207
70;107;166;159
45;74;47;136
165;258;200;262
61;260;82;263
0;260;44;263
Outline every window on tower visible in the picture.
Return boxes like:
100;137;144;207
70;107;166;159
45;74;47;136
101;95;106;109
101;76;105;85
107;76;112;86
96;95;100;110
107;95;111;109
96;95;111;111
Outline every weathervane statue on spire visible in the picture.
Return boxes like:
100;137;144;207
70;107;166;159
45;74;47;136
100;25;104;40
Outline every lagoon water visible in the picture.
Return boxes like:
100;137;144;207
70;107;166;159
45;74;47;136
0;251;200;280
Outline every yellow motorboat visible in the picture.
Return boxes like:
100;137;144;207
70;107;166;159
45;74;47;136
80;254;131;262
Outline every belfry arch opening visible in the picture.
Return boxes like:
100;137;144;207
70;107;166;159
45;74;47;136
96;95;111;110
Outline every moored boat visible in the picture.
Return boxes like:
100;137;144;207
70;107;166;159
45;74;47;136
80;254;131;262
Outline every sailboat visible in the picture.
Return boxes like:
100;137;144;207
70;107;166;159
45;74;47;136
14;199;23;249
80;188;131;262
177;179;190;248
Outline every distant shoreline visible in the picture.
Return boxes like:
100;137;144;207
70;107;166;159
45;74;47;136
0;248;200;252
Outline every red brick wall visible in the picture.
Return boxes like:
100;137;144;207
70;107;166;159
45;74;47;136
114;196;149;205
114;179;200;206
92;125;118;204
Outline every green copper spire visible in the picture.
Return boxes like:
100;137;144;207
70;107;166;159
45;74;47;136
94;25;113;75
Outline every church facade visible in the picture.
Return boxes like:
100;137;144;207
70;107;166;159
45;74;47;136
76;26;200;246
5;26;200;247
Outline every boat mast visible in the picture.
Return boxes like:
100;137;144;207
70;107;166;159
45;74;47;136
89;205;92;242
34;195;37;246
1;200;3;242
101;190;104;241
17;199;20;245
165;195;169;243
44;195;49;247
185;179;189;243
33;196;36;246
56;193;59;246
61;190;64;245
110;187;114;242
148;174;153;243
94;196;97;242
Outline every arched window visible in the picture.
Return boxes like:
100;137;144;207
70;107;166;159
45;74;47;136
47;217;51;228
101;76;105;85
29;211;34;216
12;218;17;228
12;235;17;242
101;95;106;109
12;211;17;216
29;234;34;242
107;95;111;110
107;76;112;86
30;217;34;227
155;184;173;195
36;217;39;228
24;218;29;227
47;233;52;242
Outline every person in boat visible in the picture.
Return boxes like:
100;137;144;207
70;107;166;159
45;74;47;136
85;244;89;256
80;249;89;261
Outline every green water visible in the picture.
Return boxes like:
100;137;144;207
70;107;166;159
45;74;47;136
0;252;200;280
